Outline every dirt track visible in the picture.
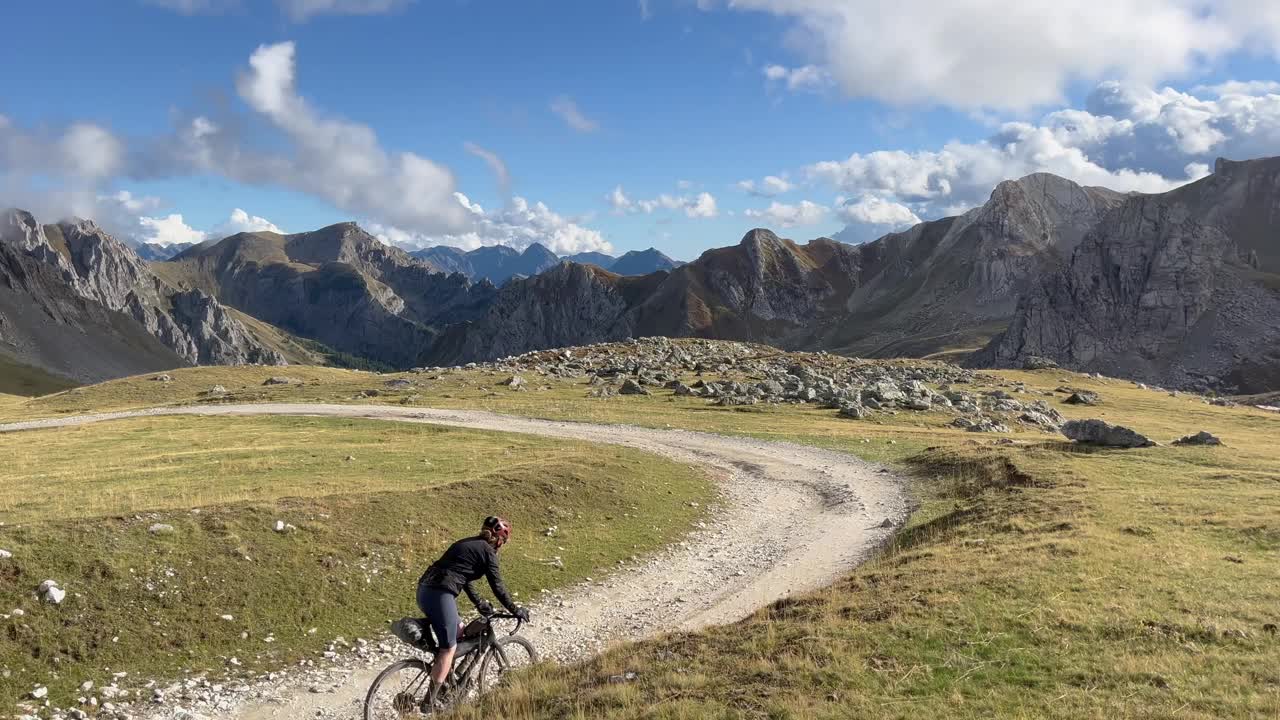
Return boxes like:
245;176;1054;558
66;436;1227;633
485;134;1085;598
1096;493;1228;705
1;403;909;719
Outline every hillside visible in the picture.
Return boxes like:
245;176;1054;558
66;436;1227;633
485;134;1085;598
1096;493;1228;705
156;223;497;368
975;157;1280;394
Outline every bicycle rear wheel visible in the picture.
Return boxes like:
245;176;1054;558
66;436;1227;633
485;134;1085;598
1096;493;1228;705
478;637;539;694
364;659;431;720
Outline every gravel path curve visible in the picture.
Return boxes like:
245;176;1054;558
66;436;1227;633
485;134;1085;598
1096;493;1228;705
1;403;909;719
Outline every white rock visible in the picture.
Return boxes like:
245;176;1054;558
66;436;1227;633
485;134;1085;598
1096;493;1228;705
0;549;11;559
38;579;59;593
30;686;48;699
219;614;234;621
274;520;286;532
148;523;175;535
80;680;94;692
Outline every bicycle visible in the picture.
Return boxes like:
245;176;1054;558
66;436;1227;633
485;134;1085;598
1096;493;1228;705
364;610;538;718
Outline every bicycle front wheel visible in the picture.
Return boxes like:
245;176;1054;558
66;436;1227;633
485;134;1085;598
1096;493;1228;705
364;658;431;720
478;636;539;694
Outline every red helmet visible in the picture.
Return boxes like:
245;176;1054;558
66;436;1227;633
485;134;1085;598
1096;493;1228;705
483;516;511;548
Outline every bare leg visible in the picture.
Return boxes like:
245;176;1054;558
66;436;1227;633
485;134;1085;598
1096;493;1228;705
430;646;456;685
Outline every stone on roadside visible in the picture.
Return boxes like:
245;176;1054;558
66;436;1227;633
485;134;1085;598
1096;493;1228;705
1173;431;1223;447
1061;419;1155;448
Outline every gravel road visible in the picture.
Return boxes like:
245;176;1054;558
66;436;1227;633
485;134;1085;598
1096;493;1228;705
1;403;909;719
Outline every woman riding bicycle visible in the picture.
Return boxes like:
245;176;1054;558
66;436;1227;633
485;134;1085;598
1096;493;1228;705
416;515;529;710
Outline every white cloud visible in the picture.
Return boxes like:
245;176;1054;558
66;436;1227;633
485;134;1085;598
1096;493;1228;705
715;0;1280;111
463;141;511;196
744;200;828;227
736;175;794;197
832;196;922;243
1193;80;1280;97
210;209;284;238
639;0;652;19
371;193;613;255
138;214;207;246
277;0;412;21
550;96;600;133
176;41;466;235
762;63;830;92
609;186;719;218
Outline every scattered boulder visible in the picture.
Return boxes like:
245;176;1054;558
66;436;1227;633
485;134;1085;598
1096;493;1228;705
1061;419;1155;448
1022;356;1060;370
152;374;173;382
672;382;698;397
500;375;526;390
148;523;175;535
38;580;66;605
207;385;228;395
0;549;11;560
1173;431;1223;447
967;419;1010;433
263;376;300;386
1064;391;1100;406
838;403;868;420
619;378;650;396
384;379;415;390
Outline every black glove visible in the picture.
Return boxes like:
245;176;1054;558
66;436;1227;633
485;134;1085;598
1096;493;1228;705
476;600;494;616
515;606;530;622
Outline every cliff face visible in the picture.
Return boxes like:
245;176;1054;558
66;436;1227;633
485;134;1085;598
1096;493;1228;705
972;158;1280;393
0;210;284;381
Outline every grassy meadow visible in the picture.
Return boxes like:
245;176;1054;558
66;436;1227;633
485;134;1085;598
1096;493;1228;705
0;415;712;707
2;350;1278;717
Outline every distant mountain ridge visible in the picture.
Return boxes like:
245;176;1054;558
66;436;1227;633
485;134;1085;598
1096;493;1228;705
410;244;681;284
6;155;1278;392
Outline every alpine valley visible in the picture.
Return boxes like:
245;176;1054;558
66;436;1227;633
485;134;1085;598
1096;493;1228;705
3;156;1278;393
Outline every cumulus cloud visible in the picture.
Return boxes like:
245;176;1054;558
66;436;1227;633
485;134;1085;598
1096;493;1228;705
210;208;284;238
370;193;613;255
463;141;511;197
174;41;466;235
832;196;922;243
550;96;600;133
715;0;1280;111
791;79;1280;229
736;175;794;197
744;200;828;227
609;186;719;218
138;214;207;246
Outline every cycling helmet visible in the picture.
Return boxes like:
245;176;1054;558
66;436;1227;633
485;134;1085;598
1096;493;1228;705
483;515;512;548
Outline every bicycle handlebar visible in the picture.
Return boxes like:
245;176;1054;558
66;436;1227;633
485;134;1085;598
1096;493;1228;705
486;612;526;635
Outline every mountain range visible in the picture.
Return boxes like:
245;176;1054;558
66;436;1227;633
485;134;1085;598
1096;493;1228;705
4;155;1278;393
409;244;681;285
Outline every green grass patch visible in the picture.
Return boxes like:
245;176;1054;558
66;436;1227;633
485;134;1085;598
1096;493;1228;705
0;417;712;707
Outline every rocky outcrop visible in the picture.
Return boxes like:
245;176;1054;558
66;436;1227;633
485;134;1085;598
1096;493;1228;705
971;158;1280;393
0;210;284;381
1061;419;1156;448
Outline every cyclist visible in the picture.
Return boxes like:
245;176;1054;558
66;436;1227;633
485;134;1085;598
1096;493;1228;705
416;515;529;710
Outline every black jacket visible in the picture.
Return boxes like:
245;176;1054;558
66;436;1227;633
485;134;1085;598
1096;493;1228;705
418;536;518;612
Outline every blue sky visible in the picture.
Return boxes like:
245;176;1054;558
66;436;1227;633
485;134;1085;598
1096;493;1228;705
3;1;1280;259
